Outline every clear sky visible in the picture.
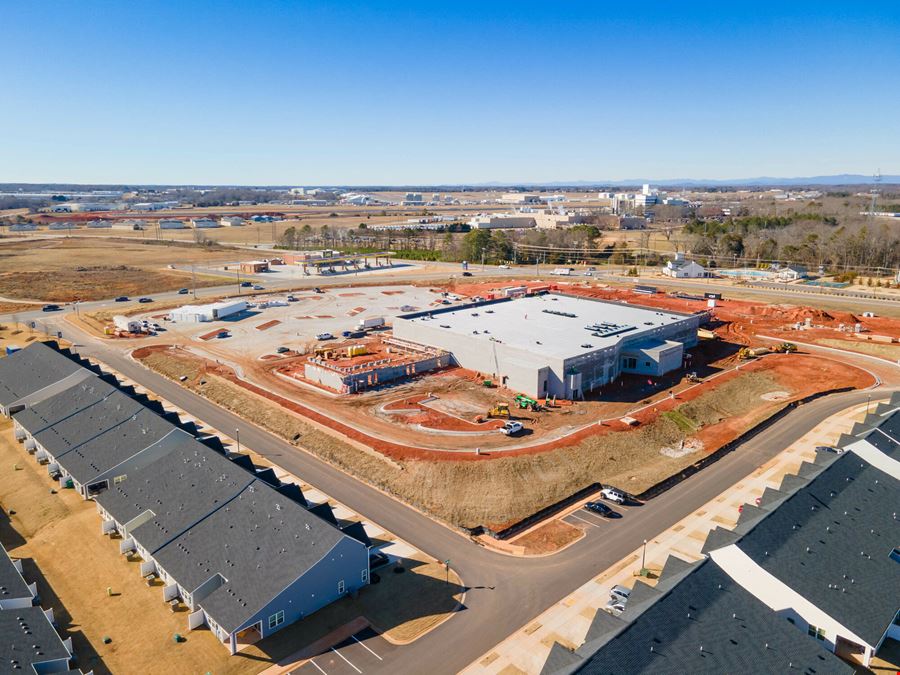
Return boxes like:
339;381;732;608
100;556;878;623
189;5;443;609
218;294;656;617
4;1;899;185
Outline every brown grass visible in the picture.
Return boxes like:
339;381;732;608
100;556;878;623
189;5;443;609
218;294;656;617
0;238;244;301
814;338;900;359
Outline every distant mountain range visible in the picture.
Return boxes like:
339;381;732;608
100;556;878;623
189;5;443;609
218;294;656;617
1;174;897;191
471;175;899;188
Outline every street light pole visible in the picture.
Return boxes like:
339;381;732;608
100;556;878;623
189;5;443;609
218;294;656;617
235;428;241;454
641;539;647;572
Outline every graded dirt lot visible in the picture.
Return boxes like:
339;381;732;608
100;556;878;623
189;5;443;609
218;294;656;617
0;237;251;301
135;342;872;530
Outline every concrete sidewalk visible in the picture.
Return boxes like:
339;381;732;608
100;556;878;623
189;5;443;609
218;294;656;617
462;401;872;675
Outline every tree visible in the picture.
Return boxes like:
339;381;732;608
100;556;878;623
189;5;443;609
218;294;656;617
462;229;492;262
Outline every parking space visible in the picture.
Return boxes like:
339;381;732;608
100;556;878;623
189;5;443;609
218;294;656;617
562;501;633;532
290;628;396;675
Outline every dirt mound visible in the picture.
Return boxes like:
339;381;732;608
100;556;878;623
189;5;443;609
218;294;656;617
747;304;856;325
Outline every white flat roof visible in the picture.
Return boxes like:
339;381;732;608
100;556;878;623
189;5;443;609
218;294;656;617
398;294;693;361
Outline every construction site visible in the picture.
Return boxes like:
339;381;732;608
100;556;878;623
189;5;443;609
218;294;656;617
113;275;898;532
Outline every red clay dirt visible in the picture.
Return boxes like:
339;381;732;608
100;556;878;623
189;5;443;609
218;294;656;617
136;346;873;463
256;319;281;330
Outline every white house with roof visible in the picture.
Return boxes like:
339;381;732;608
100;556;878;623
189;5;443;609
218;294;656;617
662;252;706;278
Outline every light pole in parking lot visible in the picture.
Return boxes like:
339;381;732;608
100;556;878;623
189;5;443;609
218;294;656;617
641;539;647;574
235;428;241;454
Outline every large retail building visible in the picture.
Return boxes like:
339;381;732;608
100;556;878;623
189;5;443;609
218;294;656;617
393;293;702;399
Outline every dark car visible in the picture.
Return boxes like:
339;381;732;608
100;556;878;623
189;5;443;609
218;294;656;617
462;271;473;277
41;304;61;312
115;296;129;302
369;550;390;570
240;281;252;287
585;501;620;518
178;288;189;294
138;297;153;303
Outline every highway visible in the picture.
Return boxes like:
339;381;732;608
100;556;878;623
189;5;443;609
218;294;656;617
36;313;896;674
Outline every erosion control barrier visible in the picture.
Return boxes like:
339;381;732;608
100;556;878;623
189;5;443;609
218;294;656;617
467;385;855;541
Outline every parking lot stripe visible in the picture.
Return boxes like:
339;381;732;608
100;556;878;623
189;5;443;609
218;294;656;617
331;647;362;673
309;659;328;674
352;634;383;660
569;513;601;528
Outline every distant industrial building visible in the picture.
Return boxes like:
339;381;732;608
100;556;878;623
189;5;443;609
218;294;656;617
394;293;702;399
220;216;245;227
191;217;221;228
402;192;425;205
662;252;707;278
468;214;536;230
169;300;248;323
158;218;187;229
532;210;591;229
500;193;542;205
133;201;180;211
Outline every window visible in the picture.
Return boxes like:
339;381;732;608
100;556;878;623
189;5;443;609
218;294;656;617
623;357;637;369
807;624;825;641
361;569;369;583
268;610;284;630
338;579;346;594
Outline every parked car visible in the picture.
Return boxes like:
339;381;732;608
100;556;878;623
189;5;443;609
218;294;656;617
316;332;334;341
241;281;252;287
253;285;264;290
600;487;626;504
585;501;619;518
500;421;524;436
115;296;129;302
369;550;390;570
499;264;510;269
341;330;352;338
604;597;626;616
738;496;763;513
41;304;61;312
178;288;189;294
286;295;297;302
313;287;323;293
276;346;290;354
462;271;473;277
138;297;153;303
609;585;631;603
815;445;844;454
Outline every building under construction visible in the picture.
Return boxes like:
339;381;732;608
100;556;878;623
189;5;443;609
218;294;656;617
287;337;450;393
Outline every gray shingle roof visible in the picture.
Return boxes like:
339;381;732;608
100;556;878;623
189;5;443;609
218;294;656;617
13;378;121;439
734;453;900;647
0;342;91;408
153;480;352;633
50;406;178;485
571;560;853;675
94;437;255;554
0;543;32;604
0;606;72;672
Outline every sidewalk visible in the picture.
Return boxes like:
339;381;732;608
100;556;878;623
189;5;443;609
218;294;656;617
462;401;872;675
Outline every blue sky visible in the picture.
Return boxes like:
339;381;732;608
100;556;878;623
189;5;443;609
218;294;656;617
3;1;899;185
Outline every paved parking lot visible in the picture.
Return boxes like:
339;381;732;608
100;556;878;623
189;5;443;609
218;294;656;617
290;628;396;675
561;501;635;536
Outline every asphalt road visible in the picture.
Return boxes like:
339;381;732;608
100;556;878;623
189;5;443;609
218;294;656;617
7;256;900;324
48;317;896;674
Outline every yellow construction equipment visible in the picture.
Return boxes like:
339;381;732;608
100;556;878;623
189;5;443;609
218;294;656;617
488;402;510;418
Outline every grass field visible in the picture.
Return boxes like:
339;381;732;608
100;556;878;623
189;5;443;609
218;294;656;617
138;348;785;530
0;237;249;301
